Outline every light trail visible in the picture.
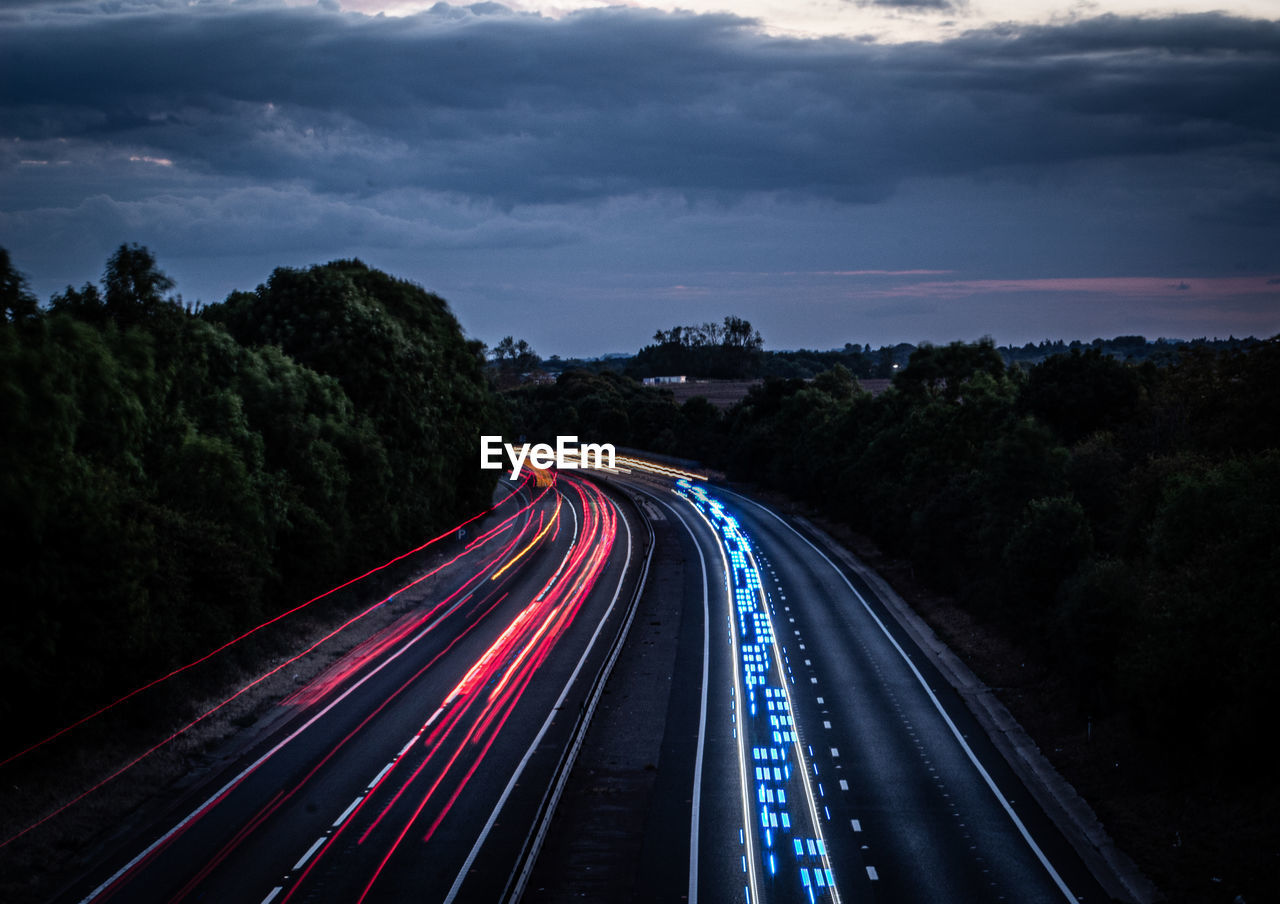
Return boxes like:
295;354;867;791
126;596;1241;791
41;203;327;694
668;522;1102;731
677;479;840;904
269;473;620;904
7;481;558;854
490;492;562;580
614;454;704;482
69;479;558;902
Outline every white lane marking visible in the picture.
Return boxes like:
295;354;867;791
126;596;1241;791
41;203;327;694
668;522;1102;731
839;780;849;791
867;866;879;881
720;487;1078;903
333;795;363;828
824;721;832;729
851;819;862;831
260;887;283;904
816;697;824;704
369;762;393;790
810;677;818;684
831;748;840;758
443;491;634;904
293;836;326;871
676;497;711;904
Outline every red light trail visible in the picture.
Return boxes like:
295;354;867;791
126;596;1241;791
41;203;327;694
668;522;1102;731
62;469;624;904
1;476;547;851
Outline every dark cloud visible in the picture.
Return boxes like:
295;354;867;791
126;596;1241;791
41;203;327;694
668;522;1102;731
2;4;1277;208
2;3;1279;351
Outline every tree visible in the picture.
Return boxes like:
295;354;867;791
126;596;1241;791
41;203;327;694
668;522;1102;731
491;336;540;373
0;248;39;322
103;243;177;326
1021;348;1142;444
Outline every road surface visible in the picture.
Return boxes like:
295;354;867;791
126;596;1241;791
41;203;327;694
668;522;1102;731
49;471;649;904
530;467;1116;904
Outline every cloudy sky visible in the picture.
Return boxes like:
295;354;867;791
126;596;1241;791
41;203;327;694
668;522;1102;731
2;0;1278;356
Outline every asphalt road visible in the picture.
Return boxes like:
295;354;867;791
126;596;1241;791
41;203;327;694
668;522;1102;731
49;471;649;904
531;468;1117;904
41;464;1122;904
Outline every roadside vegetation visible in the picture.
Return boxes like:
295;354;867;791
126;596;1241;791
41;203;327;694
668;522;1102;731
0;247;503;762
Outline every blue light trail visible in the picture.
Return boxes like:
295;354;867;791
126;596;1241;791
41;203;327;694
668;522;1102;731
676;479;839;904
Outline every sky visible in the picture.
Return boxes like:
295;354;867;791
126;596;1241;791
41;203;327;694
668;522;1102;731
2;0;1278;357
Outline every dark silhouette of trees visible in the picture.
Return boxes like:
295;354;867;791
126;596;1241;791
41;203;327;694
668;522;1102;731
0;248;504;757
631;315;764;379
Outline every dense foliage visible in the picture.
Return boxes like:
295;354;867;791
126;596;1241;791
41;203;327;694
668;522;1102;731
517;337;1280;786
0;247;501;752
506;368;720;459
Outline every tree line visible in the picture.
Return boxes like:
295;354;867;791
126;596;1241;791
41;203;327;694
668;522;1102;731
0;247;503;756
507;332;1279;899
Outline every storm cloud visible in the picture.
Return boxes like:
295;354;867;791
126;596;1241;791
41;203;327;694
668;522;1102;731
2;1;1278;352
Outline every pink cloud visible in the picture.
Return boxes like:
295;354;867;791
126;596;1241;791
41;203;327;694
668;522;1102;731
860;276;1280;300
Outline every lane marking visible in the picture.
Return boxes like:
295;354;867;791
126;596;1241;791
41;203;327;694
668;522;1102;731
334;796;362;828
369;762;393;790
292;837;326;872
651;500;713;904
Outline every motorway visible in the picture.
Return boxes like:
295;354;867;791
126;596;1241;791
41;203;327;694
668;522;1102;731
47;470;650;904
530;465;1117;904
36;462;1120;904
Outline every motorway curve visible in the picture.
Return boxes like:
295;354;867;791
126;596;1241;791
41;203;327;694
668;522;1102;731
50;470;648;904
40;462;1119;904
551;467;1115;904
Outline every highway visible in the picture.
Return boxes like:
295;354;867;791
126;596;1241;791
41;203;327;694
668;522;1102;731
530;466;1117;904
32;461;1121;904
47;470;650;904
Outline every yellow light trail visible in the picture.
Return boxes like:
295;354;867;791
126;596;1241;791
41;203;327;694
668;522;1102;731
491;493;562;581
